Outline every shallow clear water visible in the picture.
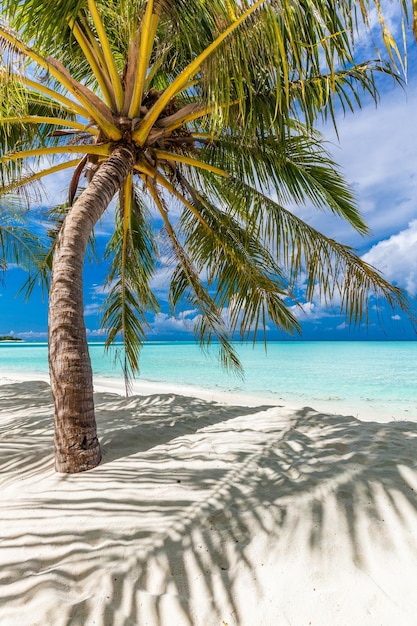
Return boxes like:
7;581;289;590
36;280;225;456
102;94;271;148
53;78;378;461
0;340;416;419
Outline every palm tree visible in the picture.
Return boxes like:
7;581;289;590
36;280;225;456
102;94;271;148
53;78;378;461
0;0;412;473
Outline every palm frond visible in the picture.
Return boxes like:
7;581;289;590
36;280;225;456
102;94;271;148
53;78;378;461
0;72;81;154
0;207;50;294
147;179;243;374
133;0;267;144
102;186;159;393
86;0;124;110
208;175;412;323
177;189;301;342
197;124;368;234
287;61;404;132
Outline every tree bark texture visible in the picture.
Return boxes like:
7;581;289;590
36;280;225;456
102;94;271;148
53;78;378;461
49;147;134;473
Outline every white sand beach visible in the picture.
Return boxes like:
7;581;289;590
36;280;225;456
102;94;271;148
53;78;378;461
1;376;417;625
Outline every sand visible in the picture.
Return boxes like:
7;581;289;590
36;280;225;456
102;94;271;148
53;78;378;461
1;377;417;626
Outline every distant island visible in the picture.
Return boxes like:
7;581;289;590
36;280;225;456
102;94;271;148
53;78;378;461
0;336;23;342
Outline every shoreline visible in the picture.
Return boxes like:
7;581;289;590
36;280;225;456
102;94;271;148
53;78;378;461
0;370;415;424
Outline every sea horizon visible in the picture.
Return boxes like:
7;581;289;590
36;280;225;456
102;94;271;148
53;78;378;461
0;340;416;421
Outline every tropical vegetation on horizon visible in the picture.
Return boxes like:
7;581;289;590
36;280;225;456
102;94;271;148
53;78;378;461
0;0;413;472
0;335;22;341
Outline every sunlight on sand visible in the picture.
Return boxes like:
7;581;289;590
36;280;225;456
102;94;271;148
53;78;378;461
1;380;417;625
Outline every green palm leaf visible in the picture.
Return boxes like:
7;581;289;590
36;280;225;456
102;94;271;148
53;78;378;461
0;205;49;291
102;186;159;392
178;192;301;342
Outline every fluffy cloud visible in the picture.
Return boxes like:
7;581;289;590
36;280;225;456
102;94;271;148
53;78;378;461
362;220;417;295
336;321;348;330
86;329;107;338
84;303;102;317
148;310;198;336
289;300;338;322
10;330;48;340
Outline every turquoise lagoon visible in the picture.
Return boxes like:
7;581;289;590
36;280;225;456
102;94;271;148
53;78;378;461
0;340;416;419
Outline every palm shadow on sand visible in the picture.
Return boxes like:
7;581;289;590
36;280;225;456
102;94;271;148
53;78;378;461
1;381;417;625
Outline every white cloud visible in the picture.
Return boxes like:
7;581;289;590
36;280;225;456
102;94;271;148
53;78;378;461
362;219;417;295
83;283;109;320
84;303;101;317
86;328;107;338
336;321;348;330
90;281;112;296
148;310;198;335
12;330;48;340
289;300;337;321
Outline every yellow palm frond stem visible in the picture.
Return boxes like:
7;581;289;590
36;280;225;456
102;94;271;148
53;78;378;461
87;0;124;112
133;0;267;145
46;57;122;139
68;18;116;109
135;162;211;231
121;173;133;269
134;100;230;147
77;13;122;100
134;160;159;180
157;98;241;134
79;13;107;68
16;74;91;120
127;1;160;119
1;159;80;194
0;116;98;135
0;24;118;135
152;150;229;177
3;143;111;162
145;176;168;217
155;103;205;130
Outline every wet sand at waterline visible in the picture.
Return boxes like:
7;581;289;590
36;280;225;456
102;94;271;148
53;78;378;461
1;376;417;625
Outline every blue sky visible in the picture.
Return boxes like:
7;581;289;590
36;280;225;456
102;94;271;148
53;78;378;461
1;3;417;342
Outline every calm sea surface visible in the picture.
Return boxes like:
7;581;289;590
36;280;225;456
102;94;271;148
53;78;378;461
0;341;416;419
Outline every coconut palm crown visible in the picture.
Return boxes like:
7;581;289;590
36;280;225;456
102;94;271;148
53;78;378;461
0;0;413;472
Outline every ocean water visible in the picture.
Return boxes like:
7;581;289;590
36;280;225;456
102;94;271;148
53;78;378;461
0;340;416;419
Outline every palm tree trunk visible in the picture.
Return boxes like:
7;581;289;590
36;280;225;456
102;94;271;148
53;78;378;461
49;146;134;473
